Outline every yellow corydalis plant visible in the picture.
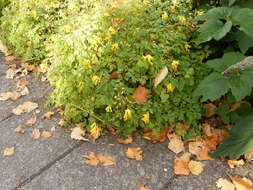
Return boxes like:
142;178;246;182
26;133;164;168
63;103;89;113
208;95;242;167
184;44;191;52
142;54;154;64
83;60;92;68
141;112;150;124
108;26;117;35
91;75;101;85
178;16;186;24
167;83;175;92
111;43;119;51
171;60;180;69
105;106;113;113
123;109;132;121
161;12;168;20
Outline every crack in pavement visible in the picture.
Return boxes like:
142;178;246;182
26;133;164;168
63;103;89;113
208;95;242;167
14;141;85;190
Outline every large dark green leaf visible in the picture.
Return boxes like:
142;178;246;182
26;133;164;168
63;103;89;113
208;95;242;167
212;114;253;158
199;7;233;20
235;31;253;53
232;8;253;37
206;52;245;72
194;72;230;102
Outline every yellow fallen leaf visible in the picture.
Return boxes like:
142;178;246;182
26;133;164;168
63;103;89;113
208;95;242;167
32;128;41;139
126;147;143;161
42;111;54;119
189;141;212;161
83;152;116;166
230;176;252;190
3;146;15;156
168;134;184;154
41;131;53;138
117;137;133;144
174;152;191;175
12;101;38;115
216;178;235;190
0;91;21;101
26;117;37;127
14;125;25;133
188;160;205;175
71;127;88;141
227;159;245;169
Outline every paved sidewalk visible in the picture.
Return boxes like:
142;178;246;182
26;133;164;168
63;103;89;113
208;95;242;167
0;53;252;190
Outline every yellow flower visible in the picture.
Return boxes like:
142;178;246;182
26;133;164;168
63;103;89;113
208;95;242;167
111;43;119;51
64;25;72;33
77;82;85;89
123;109;132;121
108;27;117;35
184;44;191;52
142;55;154;63
197;11;204;16
161;12;168;20
90;122;101;140
170;5;176;13
171;60;180;69
178;16;186;24
83;60;92;68
105;106;113;113
142;113;150;124
31;11;37;18
167;83;175;92
91;75;101;85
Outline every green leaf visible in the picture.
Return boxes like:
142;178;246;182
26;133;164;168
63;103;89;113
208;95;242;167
199;7;233;20
228;68;253;101
235;31;253;53
197;20;232;43
229;0;237;6
212;114;253;158
206;52;245;72
194;72;229;102
232;8;253;37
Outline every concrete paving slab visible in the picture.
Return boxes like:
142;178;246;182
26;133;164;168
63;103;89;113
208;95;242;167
22;137;173;190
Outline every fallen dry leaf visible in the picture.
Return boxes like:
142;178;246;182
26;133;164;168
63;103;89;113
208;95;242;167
12;101;38;115
203;103;216;117
154;66;168;87
126;147;143;160
20;87;29;96
188;160;205;175
227;159;245;169
0;91;21;101
3;146;15;156
42;111;54;119
131;86;149;104
41;131;54;138
245;149;253;161
14;126;25;133
84;152;116;166
202;123;213;137
136;178;151;190
230;176;253;190
167;134;184;154
71;127;88;141
6;68;19;79
32;128;41;139
216;178;235;190
26;117;37;127
16;78;28;89
143;127;171;143
173;152;191;175
117;137;133;144
5;55;16;62
174;123;189;136
189;141;212;161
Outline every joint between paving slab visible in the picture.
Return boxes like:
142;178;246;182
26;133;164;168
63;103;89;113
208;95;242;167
0;113;14;123
14;141;84;190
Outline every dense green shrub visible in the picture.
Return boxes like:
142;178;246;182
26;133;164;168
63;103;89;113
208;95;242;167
45;0;210;136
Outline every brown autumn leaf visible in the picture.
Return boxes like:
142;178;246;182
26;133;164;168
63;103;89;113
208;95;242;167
174;123;189;136
136;178;151;190
204;135;222;151
154;66;168;87
0;91;21;101
188;140;213;161
14;125;25;133
6;68;20;79
245;149;253;161
188;160;205;175
109;72;119;79
5;55;16;62
203;103;216;117
202;123;213;137
16;78;28;89
3;146;15;156
227;159;245;169
42;111;54;119
173;152;191;175
117;137;133;144
143;126;171;143
71;127;88;141
12;101;38;115
41;130;54;138
126;147;143;160
83;152;116;166
167;134;184;154
229;176;253;190
32;128;41;139
26;117;37;127
20;87;29;96
216;178;235;190
131;86;149;104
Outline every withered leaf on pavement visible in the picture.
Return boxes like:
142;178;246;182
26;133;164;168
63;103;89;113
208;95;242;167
71;127;88;141
3;146;15;156
117;137;133;144
83;152;116;166
12;101;38;115
126;147;143;161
